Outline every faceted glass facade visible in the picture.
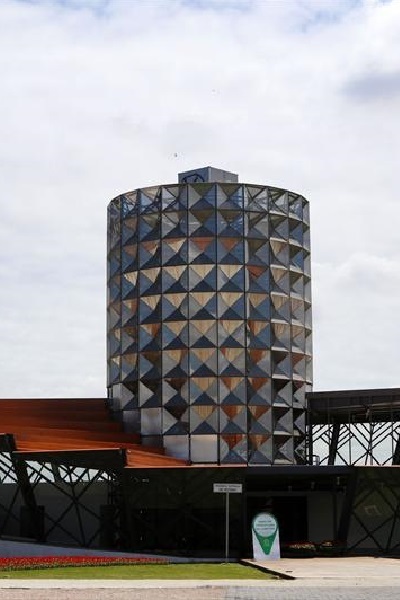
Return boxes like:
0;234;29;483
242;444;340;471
107;182;312;464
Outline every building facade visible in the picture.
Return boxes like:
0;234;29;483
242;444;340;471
107;168;312;465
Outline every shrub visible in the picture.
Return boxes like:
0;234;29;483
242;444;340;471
0;556;168;571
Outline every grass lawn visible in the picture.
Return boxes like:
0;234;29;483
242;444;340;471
0;563;274;580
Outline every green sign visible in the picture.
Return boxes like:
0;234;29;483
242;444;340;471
252;512;280;560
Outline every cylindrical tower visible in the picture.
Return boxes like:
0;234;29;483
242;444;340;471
107;167;312;465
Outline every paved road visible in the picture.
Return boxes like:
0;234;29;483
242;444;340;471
0;583;398;600
225;585;400;600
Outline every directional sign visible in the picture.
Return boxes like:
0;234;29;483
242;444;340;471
213;483;243;494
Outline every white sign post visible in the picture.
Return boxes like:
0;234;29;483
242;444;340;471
213;483;243;562
252;512;280;561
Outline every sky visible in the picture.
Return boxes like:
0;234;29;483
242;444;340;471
0;0;399;398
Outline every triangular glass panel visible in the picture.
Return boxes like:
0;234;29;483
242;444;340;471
270;267;289;294
108;275;121;303
270;214;288;240
190;377;218;405
121;353;138;381
290;271;303;296
247;265;269;293
270;240;289;267
190;348;217;376
139;212;161;241
139;379;162;407
163;321;188;349
122;272;138;300
189;292;217;319
248;406;272;434
108;357;120;384
121;193;137;218
217;265;244;292
121;299;136;327
163;378;188;403
218;184;243;209
293;381;306;408
271;294;290;322
292;352;306;378
121;326;137;353
162;186;186;211
290;245;304;270
121;217;137;245
217;238;244;264
108;329;121;357
303;226;310;251
188;183;216;209
139;187;161;213
247;377;271;405
247;321;270;348
289;220;303;245
219;347;245;376
288;193;303;219
140;241;161;268
219;320;245;347
139;351;162;379
291;325;305;353
273;435;294;463
270;188;287;214
246;211;268;238
162;293;188;321
221;405;247;434
245;186;268;211
121;245;138;273
188;209;216;236
139;323;161;351
217;210;244;236
218;292;244;319
291;298;304;323
162;211;187;238
247;349;270;376
247;293;270;320
271;350;291;377
140;268;161;296
246;238;269;266
189;238;216;264
139;295;161;324
189;264;216;292
272;378;292;406
220;434;247;464
220;377;246;405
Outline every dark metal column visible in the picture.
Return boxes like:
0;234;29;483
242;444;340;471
328;423;341;466
392;434;400;465
337;468;358;545
5;435;43;541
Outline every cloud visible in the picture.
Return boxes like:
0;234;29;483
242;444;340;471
0;0;399;397
312;252;400;390
343;70;400;101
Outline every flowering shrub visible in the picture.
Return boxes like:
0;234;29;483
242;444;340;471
0;556;168;571
317;540;345;556
319;540;344;548
282;541;317;557
285;542;316;551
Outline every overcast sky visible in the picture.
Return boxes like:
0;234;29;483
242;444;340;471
0;0;399;398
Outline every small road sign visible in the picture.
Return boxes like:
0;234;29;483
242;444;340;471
213;483;243;494
213;483;243;561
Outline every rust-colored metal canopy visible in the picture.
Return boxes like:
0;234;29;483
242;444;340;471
0;398;188;469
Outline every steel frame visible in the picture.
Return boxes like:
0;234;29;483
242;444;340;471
0;435;124;549
345;467;400;554
307;389;400;466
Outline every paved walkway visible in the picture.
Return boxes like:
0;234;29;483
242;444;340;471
247;555;400;580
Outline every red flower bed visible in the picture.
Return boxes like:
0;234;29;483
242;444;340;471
0;556;168;571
